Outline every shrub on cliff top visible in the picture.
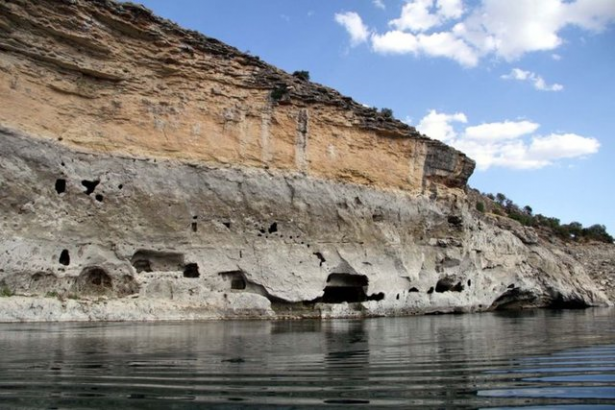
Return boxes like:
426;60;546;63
292;70;310;81
379;108;394;119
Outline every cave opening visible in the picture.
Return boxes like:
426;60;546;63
435;277;464;293
130;250;184;272
183;263;200;278
313;252;326;267
219;271;247;290
268;222;278;234
76;267;112;294
132;259;152;273
59;249;70;266
322;273;372;304
55;179;66;194
81;180;100;195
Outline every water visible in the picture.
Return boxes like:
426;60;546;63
0;309;614;409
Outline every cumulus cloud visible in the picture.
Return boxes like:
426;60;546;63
334;12;370;46
437;0;465;20
465;120;540;141
416;109;467;143
390;0;464;32
529;133;600;160
373;0;386;10
502;68;564;91
415;110;600;170
372;30;419;54
371;31;478;66
390;0;441;32
335;0;615;66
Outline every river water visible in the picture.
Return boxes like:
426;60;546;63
0;309;614;409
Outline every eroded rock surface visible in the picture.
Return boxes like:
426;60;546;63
0;0;612;321
0;127;610;321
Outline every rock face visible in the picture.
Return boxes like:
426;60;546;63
0;0;612;321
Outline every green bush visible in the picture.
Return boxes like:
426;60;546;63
492;207;505;216
482;190;613;244
0;286;13;297
509;212;534;226
495;193;506;204
270;84;289;101
379;108;394;119
292;70;310;81
476;202;485;213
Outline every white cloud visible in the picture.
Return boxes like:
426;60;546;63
373;0;386;10
416;109;467;143
415;110;600;170
457;0;568;61
372;30;419;54
390;0;464;32
565;0;615;31
334;12;370;46
390;0;441;32
529;133;600;160
465;120;540;141
335;0;615;66
437;0;464;20
417;31;478;67
551;53;562;61
371;30;478;66
502;68;563;91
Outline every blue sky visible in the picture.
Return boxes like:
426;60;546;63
133;0;615;235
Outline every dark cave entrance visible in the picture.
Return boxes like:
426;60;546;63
183;263;200;278
76;267;112;294
130;250;184;273
59;249;70;266
55;179;66;194
322;273;370;303
219;271;247;290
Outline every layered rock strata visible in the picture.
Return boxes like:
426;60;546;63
0;0;611;321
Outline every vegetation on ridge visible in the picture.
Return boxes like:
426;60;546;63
474;191;613;244
292;70;310;81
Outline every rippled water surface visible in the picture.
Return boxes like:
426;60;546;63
1;309;614;409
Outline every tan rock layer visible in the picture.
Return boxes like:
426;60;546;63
0;0;474;193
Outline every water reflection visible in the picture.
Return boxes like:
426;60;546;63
0;309;613;408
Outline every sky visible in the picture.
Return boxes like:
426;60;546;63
131;0;615;236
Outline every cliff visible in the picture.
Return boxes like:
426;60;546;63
0;0;611;321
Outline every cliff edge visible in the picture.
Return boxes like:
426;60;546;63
0;0;611;321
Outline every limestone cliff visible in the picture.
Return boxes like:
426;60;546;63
0;0;611;321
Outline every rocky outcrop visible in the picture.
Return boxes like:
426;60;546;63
0;0;611;321
0;0;473;192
